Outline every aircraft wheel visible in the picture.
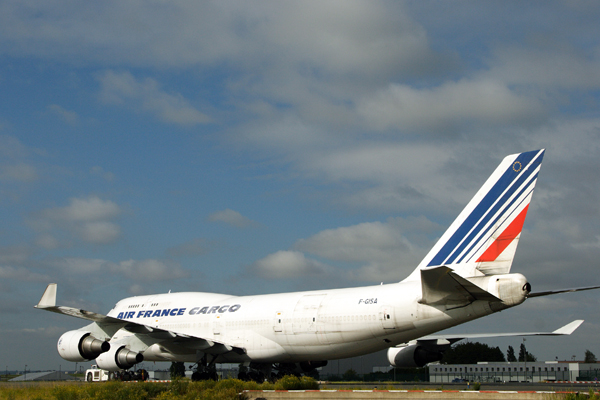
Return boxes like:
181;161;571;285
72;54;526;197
248;370;264;383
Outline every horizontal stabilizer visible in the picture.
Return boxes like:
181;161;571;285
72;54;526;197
528;285;600;298
420;266;500;306
418;320;584;344
552;320;584;335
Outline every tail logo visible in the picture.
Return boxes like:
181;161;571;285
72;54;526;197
419;149;545;274
512;161;522;172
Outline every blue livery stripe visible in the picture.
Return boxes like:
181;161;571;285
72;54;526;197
459;184;533;263
457;180;536;264
427;150;543;267
447;170;539;265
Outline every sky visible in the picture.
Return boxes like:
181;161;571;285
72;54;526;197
1;0;600;373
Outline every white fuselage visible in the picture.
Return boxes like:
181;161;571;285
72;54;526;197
105;277;514;364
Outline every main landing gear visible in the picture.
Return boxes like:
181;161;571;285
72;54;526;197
113;369;148;381
190;354;218;381
237;361;326;382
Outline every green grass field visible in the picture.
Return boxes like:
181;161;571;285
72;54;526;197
0;376;318;400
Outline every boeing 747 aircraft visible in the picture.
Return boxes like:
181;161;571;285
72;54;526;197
36;150;599;381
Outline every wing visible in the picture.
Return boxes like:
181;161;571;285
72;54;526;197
35;283;120;323
35;283;246;356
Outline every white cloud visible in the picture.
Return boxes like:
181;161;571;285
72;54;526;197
0;245;31;264
295;217;438;282
295;221;409;263
166;238;214;258
35;234;61;250
0;266;49;282
0;163;38;182
237;129;475;212
78;221;121;245
0;2;445;131
128;284;145;295
5;326;67;338
244;1;437;78
0;135;36;159
30;196;122;245
250;250;331;279
486;45;600;89
246;217;438;283
54;258;106;275
357;79;547;131
0;2;435;76
90;166;115;182
112;259;188;282
42;196;121;222
98;70;211;126
208;209;258;228
47;104;79;125
52;257;188;282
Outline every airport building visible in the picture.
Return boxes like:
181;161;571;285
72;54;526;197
10;371;79;381
429;361;600;383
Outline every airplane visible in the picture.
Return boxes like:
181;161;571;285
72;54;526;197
36;149;600;381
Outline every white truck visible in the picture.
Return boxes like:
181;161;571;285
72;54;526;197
85;365;112;382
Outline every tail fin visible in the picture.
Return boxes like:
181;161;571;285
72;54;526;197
406;149;545;280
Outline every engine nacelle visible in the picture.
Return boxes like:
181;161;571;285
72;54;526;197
57;330;110;362
387;344;445;368
96;344;143;371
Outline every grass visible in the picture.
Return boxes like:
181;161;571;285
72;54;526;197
2;378;596;399
560;388;600;400
0;376;319;400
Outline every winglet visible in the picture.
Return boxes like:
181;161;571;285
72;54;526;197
552;319;584;335
35;283;57;308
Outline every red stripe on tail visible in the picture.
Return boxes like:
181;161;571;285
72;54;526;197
476;205;529;263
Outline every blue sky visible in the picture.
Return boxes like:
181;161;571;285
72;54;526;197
1;1;600;372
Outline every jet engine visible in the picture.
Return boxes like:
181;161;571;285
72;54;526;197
57;330;110;362
387;344;446;368
96;344;143;371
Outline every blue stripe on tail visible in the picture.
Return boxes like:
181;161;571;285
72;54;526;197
427;150;543;267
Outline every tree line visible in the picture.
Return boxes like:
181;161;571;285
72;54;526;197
442;342;598;364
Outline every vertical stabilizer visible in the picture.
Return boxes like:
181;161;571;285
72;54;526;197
405;150;545;281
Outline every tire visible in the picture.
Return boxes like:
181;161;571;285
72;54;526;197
86;373;93;382
140;369;148;381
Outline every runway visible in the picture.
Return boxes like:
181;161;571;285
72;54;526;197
243;383;598;400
